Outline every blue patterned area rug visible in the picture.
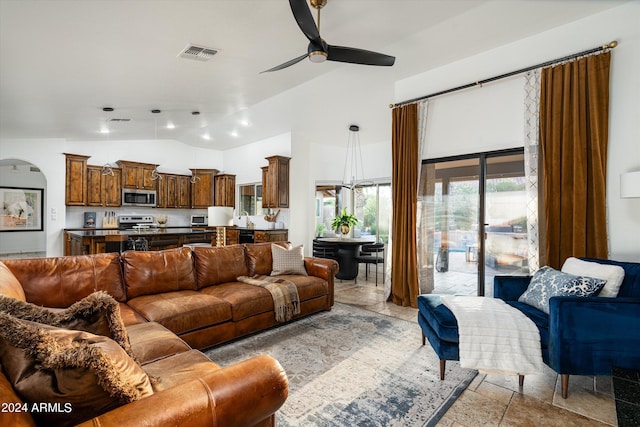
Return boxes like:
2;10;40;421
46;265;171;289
205;303;476;426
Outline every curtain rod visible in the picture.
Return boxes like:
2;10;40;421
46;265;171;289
389;40;618;109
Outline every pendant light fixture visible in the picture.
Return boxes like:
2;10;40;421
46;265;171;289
150;112;162;181
340;124;369;190
101;121;115;176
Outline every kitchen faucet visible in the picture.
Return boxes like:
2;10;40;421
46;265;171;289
241;211;254;228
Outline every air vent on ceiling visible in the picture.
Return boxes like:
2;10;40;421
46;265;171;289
109;118;131;122
179;44;219;62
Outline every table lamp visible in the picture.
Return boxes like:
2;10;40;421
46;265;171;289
208;206;233;246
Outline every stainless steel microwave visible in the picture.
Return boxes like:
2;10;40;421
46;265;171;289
122;189;157;207
191;215;208;226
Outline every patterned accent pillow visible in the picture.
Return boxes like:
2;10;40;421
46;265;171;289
518;266;606;314
271;244;307;276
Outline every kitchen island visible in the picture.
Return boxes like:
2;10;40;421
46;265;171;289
64;227;288;255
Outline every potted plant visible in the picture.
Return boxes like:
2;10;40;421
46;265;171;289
331;208;358;236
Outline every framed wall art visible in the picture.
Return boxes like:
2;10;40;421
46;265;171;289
0;186;44;232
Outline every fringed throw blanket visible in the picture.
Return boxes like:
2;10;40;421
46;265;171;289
237;275;301;322
441;296;544;376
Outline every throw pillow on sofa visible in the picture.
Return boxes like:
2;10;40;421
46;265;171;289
561;257;626;297
271;244;307;276
0;291;136;360
0;312;154;427
518;266;606;314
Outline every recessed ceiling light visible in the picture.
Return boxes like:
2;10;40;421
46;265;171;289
99;127;110;134
202;133;211;140
240;119;250;127
192;111;200;115
102;107;114;112
151;109;161;114
230;130;239;138
166;123;175;129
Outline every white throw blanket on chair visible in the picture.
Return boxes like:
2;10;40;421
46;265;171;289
441;296;545;376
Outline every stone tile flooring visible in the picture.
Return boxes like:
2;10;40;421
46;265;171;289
334;267;618;426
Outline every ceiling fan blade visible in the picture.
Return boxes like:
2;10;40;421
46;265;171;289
289;0;321;43
327;45;395;66
260;53;308;73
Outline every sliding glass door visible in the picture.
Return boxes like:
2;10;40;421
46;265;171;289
419;149;528;296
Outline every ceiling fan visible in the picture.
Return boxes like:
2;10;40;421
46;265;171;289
261;0;395;73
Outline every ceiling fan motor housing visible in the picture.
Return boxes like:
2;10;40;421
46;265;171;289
310;0;327;9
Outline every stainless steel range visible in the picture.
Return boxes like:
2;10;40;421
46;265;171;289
118;215;154;230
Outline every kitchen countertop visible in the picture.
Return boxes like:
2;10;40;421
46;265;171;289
65;227;288;237
65;228;210;238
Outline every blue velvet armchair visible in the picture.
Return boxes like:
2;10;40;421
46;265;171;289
494;258;640;398
418;258;640;398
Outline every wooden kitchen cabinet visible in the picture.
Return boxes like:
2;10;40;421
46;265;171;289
65;153;90;206
254;230;288;243
87;165;122;207
157;174;191;208
262;156;290;208
214;174;235;207
176;175;191;208
190;169;218;208
117;160;157;190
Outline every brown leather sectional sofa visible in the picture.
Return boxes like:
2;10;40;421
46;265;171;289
0;242;338;427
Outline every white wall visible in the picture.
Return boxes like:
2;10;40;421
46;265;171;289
394;2;640;261
0;162;47;254
224;133;291;185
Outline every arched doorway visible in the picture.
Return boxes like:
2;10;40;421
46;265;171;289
0;158;47;258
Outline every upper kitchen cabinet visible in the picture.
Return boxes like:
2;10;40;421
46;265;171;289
65;153;90;206
262;156;290;208
190;169;218;208
214;174;236;207
117;160;157;190
157;173;191;209
86;165;122;207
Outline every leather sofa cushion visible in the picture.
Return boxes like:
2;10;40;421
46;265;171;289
2;253;126;307
127;322;191;364
245;242;291;276
193;245;249;288
143;349;221;392
123;247;197;299
200;282;274;321
274;275;328;302
127;291;232;335
119;302;149;326
0;262;26;301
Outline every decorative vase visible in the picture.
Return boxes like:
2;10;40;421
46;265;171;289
340;225;350;236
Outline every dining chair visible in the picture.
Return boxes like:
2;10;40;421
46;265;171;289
355;242;385;286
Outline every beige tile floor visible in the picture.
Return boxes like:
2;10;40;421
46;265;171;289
334;268;618;427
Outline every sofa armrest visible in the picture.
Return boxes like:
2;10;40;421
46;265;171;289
304;257;338;280
77;355;288;427
547;296;640;375
305;257;339;308
493;275;532;301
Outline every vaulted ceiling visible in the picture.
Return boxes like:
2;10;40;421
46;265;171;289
0;0;627;149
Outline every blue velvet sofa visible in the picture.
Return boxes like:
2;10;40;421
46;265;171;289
417;258;640;398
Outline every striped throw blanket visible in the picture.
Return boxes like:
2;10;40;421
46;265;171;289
441;295;544;376
237;275;301;322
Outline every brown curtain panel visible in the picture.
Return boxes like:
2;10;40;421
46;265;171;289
390;103;420;307
540;51;611;269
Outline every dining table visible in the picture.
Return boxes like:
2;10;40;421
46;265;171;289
316;237;376;280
